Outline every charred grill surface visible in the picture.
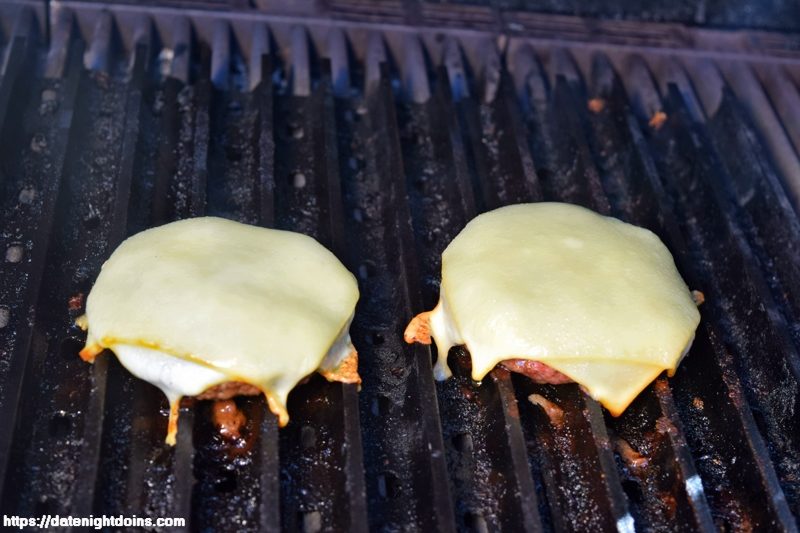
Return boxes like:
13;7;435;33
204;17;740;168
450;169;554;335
0;2;799;531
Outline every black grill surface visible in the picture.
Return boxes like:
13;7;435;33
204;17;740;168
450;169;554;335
1;1;800;531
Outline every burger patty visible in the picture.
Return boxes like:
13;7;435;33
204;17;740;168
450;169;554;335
194;350;361;401
499;359;572;384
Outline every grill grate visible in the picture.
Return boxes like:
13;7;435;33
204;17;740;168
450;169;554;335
0;1;799;531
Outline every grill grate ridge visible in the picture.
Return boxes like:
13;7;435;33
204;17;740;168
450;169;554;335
0;3;798;531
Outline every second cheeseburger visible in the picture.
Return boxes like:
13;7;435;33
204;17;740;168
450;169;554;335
405;202;701;415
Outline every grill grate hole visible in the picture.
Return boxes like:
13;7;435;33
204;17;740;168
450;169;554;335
453;432;473;454
285;121;304;140
377;472;398;499
368;331;385;346
35;497;56;516
214;470;237;493
49;411;71;439
464;511;489;533
300;425;317;449
84;215;100;230
18;187;36;205
301;510;322;533
5;243;23;263
347;156;364;172
370;394;392;417
291;171;307;189
358;262;375;280
60;337;84;361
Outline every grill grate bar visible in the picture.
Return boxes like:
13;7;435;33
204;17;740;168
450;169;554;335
152;61;210;531
510;53;635;529
0;34;85;510
253;53;281;532
580;52;718;531
404;62;543;531
118;46;211;529
150;77;182;227
652;381;718;531
313;59;369;531
0;15;32;137
318;60;370;532
0;12;41;502
0;20;143;518
756;64;800;160
605;58;797;528
716;62;800;217
256;412;281;532
543;71;638;524
683;63;800;352
455;66;565;529
265;46;368;530
341;60;457;531
1;5;800;530
657;84;800;515
71;40;149;519
172;409;195;532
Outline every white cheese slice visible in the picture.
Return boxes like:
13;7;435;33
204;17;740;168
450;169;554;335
424;202;700;415
543;359;665;416
80;217;359;442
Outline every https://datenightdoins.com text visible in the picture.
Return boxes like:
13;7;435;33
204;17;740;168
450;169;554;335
4;514;187;529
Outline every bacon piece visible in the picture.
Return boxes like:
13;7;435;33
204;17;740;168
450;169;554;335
692;290;705;306
587;98;606;113
78;343;103;363
319;349;361;385
68;293;84;311
614;437;649;470
166;400;180;446
404;311;433;344
528;394;565;427
212;400;247;440
649;111;667;130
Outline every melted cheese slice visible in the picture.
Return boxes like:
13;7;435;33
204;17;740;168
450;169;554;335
81;217;359;439
425;203;700;415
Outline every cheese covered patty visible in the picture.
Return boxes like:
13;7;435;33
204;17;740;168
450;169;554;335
405;203;700;416
79;217;359;444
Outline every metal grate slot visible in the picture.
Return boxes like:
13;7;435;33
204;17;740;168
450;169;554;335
582;53;717;532
337;55;457;532
398;55;543;531
651;85;800;516
0;3;798;531
0;6;53;502
696;69;800;351
582;55;797;528
2;23;141;520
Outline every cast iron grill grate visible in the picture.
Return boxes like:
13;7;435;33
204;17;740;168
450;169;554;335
0;1;799;531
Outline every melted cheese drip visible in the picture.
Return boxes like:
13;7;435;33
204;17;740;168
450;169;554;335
82;217;359;426
426;203;700;415
111;319;356;414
